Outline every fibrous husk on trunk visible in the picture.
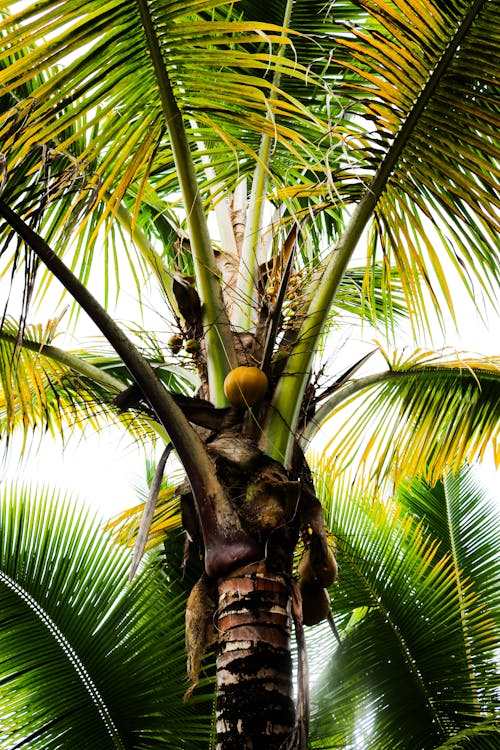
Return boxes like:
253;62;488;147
184;573;217;701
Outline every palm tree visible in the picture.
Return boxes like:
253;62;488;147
0;0;499;747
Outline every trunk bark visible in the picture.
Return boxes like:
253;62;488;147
215;561;295;749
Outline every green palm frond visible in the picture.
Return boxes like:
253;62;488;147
0;481;215;749
309;464;499;750
235;0;365;101
335;262;408;333
0;0;326;193
0;0;336;382
0;98;101;237
317;349;500;488
434;723;500;749
396;469;500;618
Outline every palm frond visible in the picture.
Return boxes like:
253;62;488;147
0;0;335;323
106;474;184;552
270;0;500;335
396;469;500;618
261;0;500;462
0;0;327;196
309;464;499;750
0;100;179;314
328;0;500;328
318;349;500;488
0;317;196;450
0;317;123;447
0;480;215;748
434;723;500;749
335;262;409;333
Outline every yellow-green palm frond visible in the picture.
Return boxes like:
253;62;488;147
0;318;120;449
106;481;183;552
297;0;500;333
330;261;409;337
0;0;327;203
0;98;102;235
356;0;500;328
0;99;175;313
0;317;193;451
316;348;500;490
0;0;336;311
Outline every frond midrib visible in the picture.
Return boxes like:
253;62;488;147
0;570;125;749
337;524;449;737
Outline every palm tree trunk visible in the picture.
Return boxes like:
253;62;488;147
216;561;295;749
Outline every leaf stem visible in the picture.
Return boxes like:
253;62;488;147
261;191;378;464
135;0;236;403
